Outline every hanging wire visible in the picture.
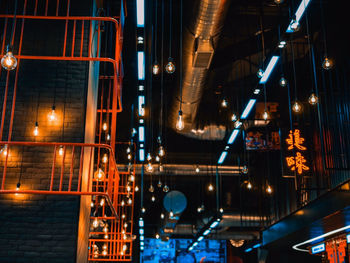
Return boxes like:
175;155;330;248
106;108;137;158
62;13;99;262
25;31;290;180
10;0;18;46
169;0;172;58
154;0;158;63
320;0;328;56
179;0;183;111
61;62;67;142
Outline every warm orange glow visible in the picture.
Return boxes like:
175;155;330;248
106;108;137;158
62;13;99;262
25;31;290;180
286;129;306;150
285;129;309;174
286;152;310;174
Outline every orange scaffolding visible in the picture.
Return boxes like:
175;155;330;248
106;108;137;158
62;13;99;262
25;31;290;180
0;0;134;261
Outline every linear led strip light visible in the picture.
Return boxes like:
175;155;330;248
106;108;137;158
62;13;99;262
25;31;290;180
259;56;280;84
292;224;350;252
286;0;311;33
136;0;145;27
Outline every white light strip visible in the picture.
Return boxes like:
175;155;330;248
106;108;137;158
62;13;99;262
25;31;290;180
138;96;145;116
210;221;220;229
292;224;350;252
137;51;145;80
197;236;204;242
241;99;256;119
259;56;280;84
203;229;211;236
136;0;145;27
218;151;228;164
227;129;240;144
139;149;145;162
138;126;145;142
286;0;311;33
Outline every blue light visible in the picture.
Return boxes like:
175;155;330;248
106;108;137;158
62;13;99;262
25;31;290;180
139;228;144;234
138;96;145;116
253;243;261;249
137;52;145;80
136;0;144;27
139;148;145;162
140;236;144;241
140;241;144;246
259;56;280;84
241;99;256;119
286;0;311;33
347;234;350;244
245;248;253;253
218;151;227;164
188;247;193;251
210;221;220;229
138;126;145;142
228;129;240;144
203;229;211;236
139;219;144;227
311;243;325;254
193;242;198;247
197;236;204;242
140;246;144;250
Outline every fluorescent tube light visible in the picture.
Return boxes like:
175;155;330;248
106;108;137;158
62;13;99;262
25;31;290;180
228;129;240;144
137;52;145;80
138;126;145;142
241;99;256;119
259;56;280;84
136;0;144;27
218;151;228;164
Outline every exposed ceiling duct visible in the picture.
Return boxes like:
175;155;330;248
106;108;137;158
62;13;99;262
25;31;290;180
171;0;231;140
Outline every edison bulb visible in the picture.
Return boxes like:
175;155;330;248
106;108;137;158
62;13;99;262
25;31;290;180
104;234;109;239
153;62;160;75
290;20;300;32
33;122;39;136
257;69;264;78
197;207;202;213
58;146;64;156
308;93;318;105
221;98;228;108
279;77;287;87
102;244;108;250
126;185;131;192
156;233;160;239
121;200;125;207
93;250;99;258
274;0;284;4
147;153;152;161
1;46;17;70
127;198;132;205
157;180;162;188
292;101;302;113
102;122;108;131
149;184;154;193
129;174;135;182
103;226;108;233
262;111;269;121
94;168;105;181
165;58;175;74
160;213;165;219
242;165;248;174
163;184;169;193
266;185;273;194
127;153;132;160
141;207;146;213
169;210;174;217
322;57;333;70
48;106;58;122
219;208;224;213
247;181;252;190
106;134;111;141
122;214;126;219
195;166;200;173
176;110;184;131
231;113;237;122
100;198;105;206
146;163;154;173
102;153;108;163
16;182;21;191
91;202;94;208
124;223;128;228
208;184;214;191
158;146;165;157
135;185;139;192
159;164;164;172
151;195;156;202
1;145;8;156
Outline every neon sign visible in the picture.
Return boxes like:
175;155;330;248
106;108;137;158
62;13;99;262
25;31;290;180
285;129;309;175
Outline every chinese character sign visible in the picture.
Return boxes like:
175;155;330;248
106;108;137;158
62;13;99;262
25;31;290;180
285;129;309;175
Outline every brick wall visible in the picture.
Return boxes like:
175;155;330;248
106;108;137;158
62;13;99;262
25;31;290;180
0;0;95;262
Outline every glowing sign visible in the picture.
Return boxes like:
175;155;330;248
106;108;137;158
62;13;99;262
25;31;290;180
311;243;325;254
285;129;309;175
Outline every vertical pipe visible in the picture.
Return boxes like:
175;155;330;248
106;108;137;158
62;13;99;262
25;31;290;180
50;145;57;191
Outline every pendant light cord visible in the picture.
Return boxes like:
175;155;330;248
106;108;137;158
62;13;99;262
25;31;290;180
154;0;158;62
160;0;164;139
179;0;183;111
169;0;172;58
320;0;328;56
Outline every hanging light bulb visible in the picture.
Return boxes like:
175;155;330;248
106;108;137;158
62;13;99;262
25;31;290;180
155;155;160;162
127;198;132;205
127;153;132;160
195;166;200;173
100;198;105;206
129;174;135;182
16;182;21;191
169;210;174;218
58;145;64;156
102;249;107;256
151;195;156;202
274;0;284;4
165;57;175;74
242;165;248;174
135;185;139;192
160;213;165;219
163;184;169;193
146;163;154;173
197;206;202;213
308;93;319;105
33;122;39;136
141;207;146;213
176;110;185;131
156;233;160;239
247;181;252;190
219;208;224;213
102;122;108;131
153;61;160;75
106;134;111;141
126;185;131;192
104;234;109;239
93;250;99;258
322;57;333;70
290;19;300;32
126;147;131;154
48;106;58;122
124;222;128;228
157;180;162;188
121;200;125;207
159;164;164;172
1;145;8;157
262;111;269;121
208;184;214;191
149;184;154;193
231;113;237;122
102;244;108;250
122;214;126;219
257;69;264;78
102;153;108;164
292;101;302;113
159;146;165;157
103;226;108;233
221;98;228;108
92;218;99;228
147;153;152;161
91;202;94;208
279;77;287;87
94;168;105;181
1;45;17;70
266;185;273;194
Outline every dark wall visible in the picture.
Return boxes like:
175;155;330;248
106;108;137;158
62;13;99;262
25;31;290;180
0;0;94;262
